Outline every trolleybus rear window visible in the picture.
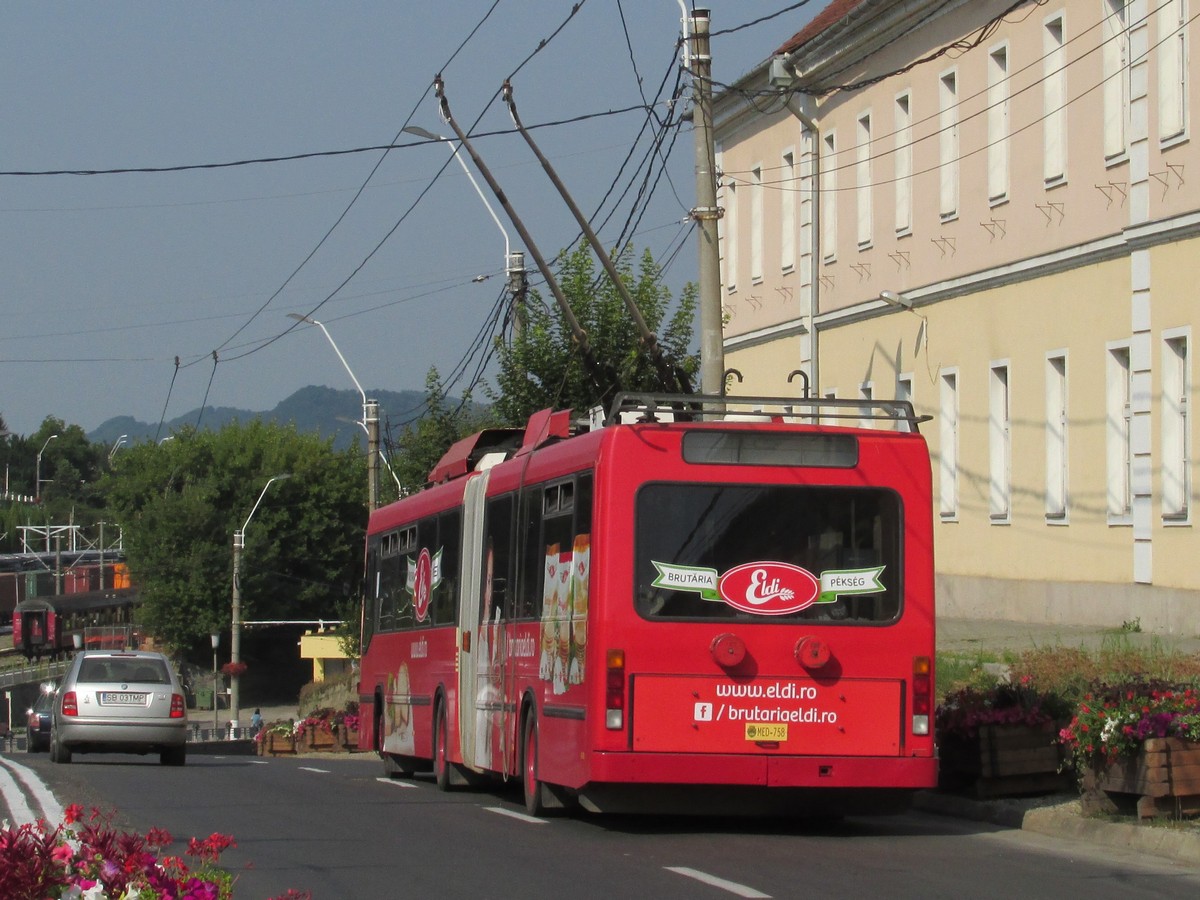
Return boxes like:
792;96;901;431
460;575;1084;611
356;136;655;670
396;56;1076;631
635;483;901;623
683;431;858;467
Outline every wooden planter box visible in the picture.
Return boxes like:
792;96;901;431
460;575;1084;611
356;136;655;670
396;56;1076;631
259;733;297;756
305;729;338;752
1083;737;1200;819
335;725;360;752
940;721;1069;798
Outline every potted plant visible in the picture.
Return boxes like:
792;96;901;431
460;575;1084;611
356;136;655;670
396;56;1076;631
1059;678;1200;817
936;678;1072;795
256;720;297;756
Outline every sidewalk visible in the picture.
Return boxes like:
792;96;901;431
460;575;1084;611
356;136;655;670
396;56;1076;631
928;615;1200;866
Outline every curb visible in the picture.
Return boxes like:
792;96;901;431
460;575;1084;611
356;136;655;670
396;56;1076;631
914;791;1200;866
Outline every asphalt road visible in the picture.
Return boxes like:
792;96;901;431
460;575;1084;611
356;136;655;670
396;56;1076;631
5;750;1200;899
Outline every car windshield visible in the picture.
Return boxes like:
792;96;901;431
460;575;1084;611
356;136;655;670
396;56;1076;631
78;658;170;684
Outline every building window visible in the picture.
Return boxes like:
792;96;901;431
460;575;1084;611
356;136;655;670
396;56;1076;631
987;45;1009;203
750;165;764;283
1162;331;1191;521
1045;353;1068;521
1158;0;1188;141
939;70;959;220
781;151;796;272
821;132;837;262
940;369;959;519
989;363;1011;522
856;111;873;248
1107;342;1133;521
1043;14;1067;183
894;92;913;234
723;180;738;292
1103;0;1129;161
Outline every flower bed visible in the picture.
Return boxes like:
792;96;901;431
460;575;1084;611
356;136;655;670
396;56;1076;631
296;703;360;753
1061;680;1200;818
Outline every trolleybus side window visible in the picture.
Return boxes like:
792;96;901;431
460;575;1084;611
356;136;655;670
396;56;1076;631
482;495;515;623
431;510;461;626
515;473;593;621
635;483;902;624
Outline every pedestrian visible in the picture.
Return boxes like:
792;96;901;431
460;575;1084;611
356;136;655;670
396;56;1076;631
250;708;263;736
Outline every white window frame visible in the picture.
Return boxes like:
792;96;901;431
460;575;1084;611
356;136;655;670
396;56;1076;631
896;372;914;433
1045;351;1069;522
781;149;797;273
940;369;960;520
1103;0;1129;163
856;110;873;248
723;179;738;293
750;165;764;284
989;362;1012;522
1107;341;1133;523
939;69;959;221
1044;13;1067;184
1162;328;1191;522
1157;0;1188;143
821;132;838;262
987;43;1010;204
894;91;913;235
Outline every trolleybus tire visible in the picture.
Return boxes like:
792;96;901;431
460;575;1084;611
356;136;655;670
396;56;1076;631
434;703;453;791
523;713;548;816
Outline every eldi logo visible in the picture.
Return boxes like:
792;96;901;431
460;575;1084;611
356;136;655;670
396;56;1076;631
716;562;820;616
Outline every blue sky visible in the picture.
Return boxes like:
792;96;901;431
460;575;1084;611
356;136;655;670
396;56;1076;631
0;2;817;437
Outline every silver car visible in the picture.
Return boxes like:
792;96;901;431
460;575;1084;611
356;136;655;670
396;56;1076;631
51;650;188;766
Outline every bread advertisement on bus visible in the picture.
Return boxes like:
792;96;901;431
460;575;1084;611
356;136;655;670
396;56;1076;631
651;560;886;614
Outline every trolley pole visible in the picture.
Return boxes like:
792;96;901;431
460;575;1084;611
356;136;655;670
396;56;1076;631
366;399;380;512
688;8;724;397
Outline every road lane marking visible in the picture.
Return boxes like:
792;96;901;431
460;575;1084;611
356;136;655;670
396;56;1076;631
0;763;37;826
665;866;771;898
0;755;63;825
248;759;270;765
299;766;331;773
485;807;548;825
375;778;418;789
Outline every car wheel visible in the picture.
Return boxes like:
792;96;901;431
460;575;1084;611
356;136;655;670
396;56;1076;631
160;745;186;767
51;734;71;765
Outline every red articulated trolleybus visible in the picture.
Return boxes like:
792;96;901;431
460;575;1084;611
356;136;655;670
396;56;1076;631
357;391;937;816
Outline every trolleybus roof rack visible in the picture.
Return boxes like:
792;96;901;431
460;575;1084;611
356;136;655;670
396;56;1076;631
604;392;931;432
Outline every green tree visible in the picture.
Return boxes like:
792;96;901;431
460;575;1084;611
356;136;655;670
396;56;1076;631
99;420;367;654
492;243;698;424
388;368;493;495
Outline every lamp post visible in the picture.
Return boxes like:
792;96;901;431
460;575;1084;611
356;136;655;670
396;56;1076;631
286;313;384;510
231;473;291;733
35;434;59;500
403;125;526;336
210;633;220;735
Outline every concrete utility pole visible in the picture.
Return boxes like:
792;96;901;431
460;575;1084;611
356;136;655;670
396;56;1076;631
365;399;380;512
688;8;724;396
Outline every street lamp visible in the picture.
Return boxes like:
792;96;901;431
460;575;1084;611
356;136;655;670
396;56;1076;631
108;434;128;461
286;313;390;509
403;125;526;334
211;633;220;735
231;473;291;733
35;434;59;500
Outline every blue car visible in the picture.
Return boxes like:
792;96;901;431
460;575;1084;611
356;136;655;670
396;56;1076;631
26;686;55;753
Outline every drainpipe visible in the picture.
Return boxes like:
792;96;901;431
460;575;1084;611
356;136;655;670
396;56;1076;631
782;92;821;399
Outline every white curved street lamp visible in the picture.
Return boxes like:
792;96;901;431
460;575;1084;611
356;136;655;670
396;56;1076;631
230;473;291;733
35;434;59;500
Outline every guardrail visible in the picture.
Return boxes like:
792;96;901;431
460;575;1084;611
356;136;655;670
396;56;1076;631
0;659;69;691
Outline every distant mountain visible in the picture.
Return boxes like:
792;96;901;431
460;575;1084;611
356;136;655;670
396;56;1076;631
88;386;433;451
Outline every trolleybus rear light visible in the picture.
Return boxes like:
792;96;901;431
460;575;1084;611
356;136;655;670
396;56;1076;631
605;648;626;730
912;655;932;735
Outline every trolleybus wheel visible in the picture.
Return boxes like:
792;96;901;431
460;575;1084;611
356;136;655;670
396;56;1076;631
522;713;546;816
434;703;452;791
